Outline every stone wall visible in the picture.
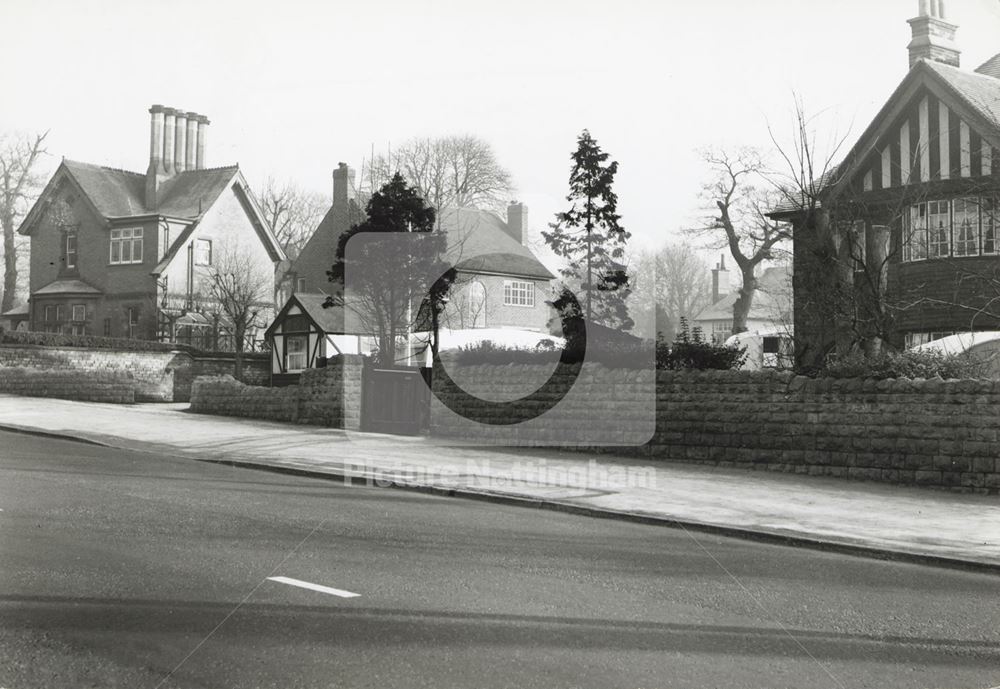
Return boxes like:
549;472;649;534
0;366;134;404
0;344;269;402
431;361;654;446
431;364;1000;492
190;355;363;428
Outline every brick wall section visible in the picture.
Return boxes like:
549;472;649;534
430;364;1000;493
0;367;134;403
0;345;269;402
190;355;363;428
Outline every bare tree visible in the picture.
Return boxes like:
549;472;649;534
365;135;514;215
694;147;792;335
206;244;273;378
629;242;711;341
256;178;327;259
0;131;48;313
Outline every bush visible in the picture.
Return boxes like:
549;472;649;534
451;337;654;369
656;319;747;370
0;330;202;353
819;349;986;380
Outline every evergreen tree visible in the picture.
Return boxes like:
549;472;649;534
543;130;632;330
326;173;455;366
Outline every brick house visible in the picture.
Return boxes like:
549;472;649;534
691;258;792;344
276;163;554;366
771;1;1000;367
15;105;286;347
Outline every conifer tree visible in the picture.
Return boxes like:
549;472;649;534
543;130;632;330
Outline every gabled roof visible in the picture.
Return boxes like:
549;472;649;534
156;166;240;218
20;160;254;235
265;292;343;337
150;169;285;274
925;60;1000;131
771;59;1000;218
439;207;554;280
976;52;1000;80
32;277;103;296
61;160;146;217
693;265;792;323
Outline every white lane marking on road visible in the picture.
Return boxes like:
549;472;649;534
266;576;360;598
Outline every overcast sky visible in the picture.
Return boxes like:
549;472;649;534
3;0;1000;260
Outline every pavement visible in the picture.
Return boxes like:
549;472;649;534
1;394;1000;571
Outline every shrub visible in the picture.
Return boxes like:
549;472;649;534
451;337;654;369
656;319;747;370
0;330;202;353
819;349;986;380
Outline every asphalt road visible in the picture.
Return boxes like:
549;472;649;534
1;429;999;689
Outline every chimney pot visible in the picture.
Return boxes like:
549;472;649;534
174;112;188;173
162;108;177;175
908;0;960;68
196;116;209;169
185;113;198;172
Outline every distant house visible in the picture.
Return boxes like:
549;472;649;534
277;163;554;366
691;257;792;343
15;105;286;348
769;1;1000;366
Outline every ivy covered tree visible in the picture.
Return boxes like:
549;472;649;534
543;130;632;330
325;173;455;366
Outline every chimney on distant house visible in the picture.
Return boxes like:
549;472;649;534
908;0;960;69
506;201;528;244
145;104;211;208
332;162;356;208
712;255;730;304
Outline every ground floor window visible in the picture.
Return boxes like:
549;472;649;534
503;280;534;307
286;335;307;371
905;331;954;349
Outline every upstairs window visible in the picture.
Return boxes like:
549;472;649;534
952;198;979;257
903;204;928;262
65;232;78;269
110;227;143;265
195;238;212;266
984;198;999;255
927;201;950;258
71;304;86;322
503;280;534;307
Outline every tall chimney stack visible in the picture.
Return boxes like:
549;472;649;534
711;255;730;304
332;162;356;208
174;111;188;173
195;115;209;169
146;105;168;208
185;114;198;171
908;0;960;68
162;108;177;175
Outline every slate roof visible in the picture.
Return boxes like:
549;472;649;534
32;278;103;296
1;303;29;317
265;292;344;337
975;52;1000;80
292;292;344;332
58;160;239;220
438;207;554;280
925;59;1000;129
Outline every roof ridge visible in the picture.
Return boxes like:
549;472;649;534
63;158;144;177
180;164;240;174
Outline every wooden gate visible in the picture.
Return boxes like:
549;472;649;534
361;366;431;435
